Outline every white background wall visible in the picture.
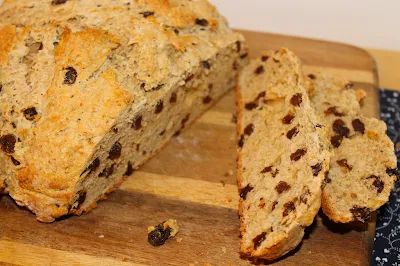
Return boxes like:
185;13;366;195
210;0;400;51
0;0;398;50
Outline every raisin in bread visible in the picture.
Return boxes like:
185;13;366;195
236;48;330;260
0;0;248;222
307;73;398;223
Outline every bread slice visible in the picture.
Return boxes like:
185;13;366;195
307;73;398;222
236;48;330;260
0;0;248;222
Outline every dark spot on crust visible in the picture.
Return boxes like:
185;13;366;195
124;161;134;176
201;61;210;69
290;148;307;161
253;232;267;250
275;181;291;194
203;95;212;104
240;184;254;199
261;55;269;62
287;126;299;139
238;135;244;148
148;222;172;247
132;115;142;130
345;83;354;89
290;93;302;107
283;201;295;217
245;102;258;110
10;156;20;166
80;158;100;176
311;163;323;176
333;119;350;137
76;190;86;208
195;18;209;26
155;100;164;114
350;206;371;222
99;164;115;178
254;66;265;75
367;175;384;193
108;142;122;160
282;114;295;124
0;134;16;154
272;201;278;211
63;67;77;85
244;124;254;136
352;119;365;134
140;11;154;18
330;135;343;148
23;107;38;121
51;0;67;5
307;74;316;79
170;92;177;103
324;106;345;117
337;159;353;171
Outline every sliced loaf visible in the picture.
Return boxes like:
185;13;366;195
236;48;330;259
307;73;398;222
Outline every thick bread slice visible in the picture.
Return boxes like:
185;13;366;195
0;0;248;222
237;48;330;260
307;73;398;223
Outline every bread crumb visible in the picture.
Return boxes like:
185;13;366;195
176;237;183;243
98;234;104;238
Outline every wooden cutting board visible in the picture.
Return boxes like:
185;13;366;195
0;30;379;266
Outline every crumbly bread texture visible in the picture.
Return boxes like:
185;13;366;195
236;48;330;260
307;74;398;223
0;0;248;222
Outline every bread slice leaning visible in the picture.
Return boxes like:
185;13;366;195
236;48;330;260
307;73;398;223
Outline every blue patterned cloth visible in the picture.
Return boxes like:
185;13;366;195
371;89;400;265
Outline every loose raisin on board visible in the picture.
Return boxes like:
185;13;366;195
240;184;254;199
352;119;365;134
108;142;122;160
148;223;171;246
275;181;291;194
0;134;16;154
63;67;77;85
253;232;267;250
350;206;371;222
290;148;307;161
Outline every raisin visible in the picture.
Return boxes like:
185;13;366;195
290;148;307;161
151;84;164;91
201;61;210;69
350;206;371;222
311;163;323;176
244;124;254;136
367;175;384;193
330;135;343;148
76;191;86;207
0;84;2;93
259;200;265;208
236;41;241;52
181;114;190;127
140;11;154;18
80;158;100;176
53;42;59;48
132;115;142;130
275;181;291;194
240;53;249;59
203;96;212;104
261;55;269;62
333;119;350;137
345;83;354;89
155;100;164;114
254;66;264;75
271;169;279;178
240;184;253;199
159;130;166;136
322;171;332;187
173;28;180;35
112;127;118;133
283;201;295;217
11;122;16;128
260;166;272;174
253;232;267;250
108;142;122;160
299;189;310;204
185;74;194;83
337;159;352;171
290;93;302;107
99;164;115;178
273;58;280;63
282;114;295;124
286;126;299;139
238;135;244;148
352;119;365;134
324;106;345;117
63;67;77;85
173;130;181;137
272;201;278;211
124;161;134;176
170;92;177;103
245;102;258;110
10;156;20;166
0;134;16;153
195;18;209;26
51;0;67;5
148;223;171;246
307;74;316;79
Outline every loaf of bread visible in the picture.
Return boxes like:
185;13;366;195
236;48;330;260
0;0;248;222
307;74;398;222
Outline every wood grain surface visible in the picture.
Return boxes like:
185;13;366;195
0;30;379;266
